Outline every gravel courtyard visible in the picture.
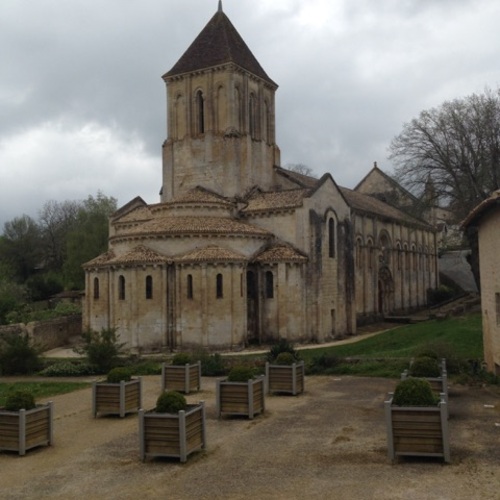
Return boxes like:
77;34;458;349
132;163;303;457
1;375;499;500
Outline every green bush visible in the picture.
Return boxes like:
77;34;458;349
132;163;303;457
191;351;227;376
38;360;95;377
106;367;132;383
427;285;456;306
0;333;41;375
409;356;441;377
155;391;187;413
227;366;255;382
275;352;295;365
266;338;299;363
307;353;341;374
171;352;192;365
392;378;439;406
4;390;36;411
76;328;125;374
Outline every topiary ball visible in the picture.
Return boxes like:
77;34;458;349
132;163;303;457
392;378;439;407
227;366;255;382
106;367;132;383
409;356;441;378
171;353;192;366
155;391;187;413
275;352;295;365
5;390;36;411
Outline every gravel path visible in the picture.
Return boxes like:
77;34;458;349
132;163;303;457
1;375;499;499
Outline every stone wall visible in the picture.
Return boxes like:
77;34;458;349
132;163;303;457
0;314;82;352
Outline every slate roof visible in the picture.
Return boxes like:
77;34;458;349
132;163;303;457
339;187;432;229
158;186;234;208
163;7;276;86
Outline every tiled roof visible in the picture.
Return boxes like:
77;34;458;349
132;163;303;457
176;245;246;263
116;206;153;223
163;8;276;86
83;250;116;268
340;187;431;229
242;189;310;213
253;244;308;263
274;166;320;189
108;246;170;265
111;216;270;239
159;187;234;208
462;189;500;228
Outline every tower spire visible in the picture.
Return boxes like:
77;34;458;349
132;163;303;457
218;0;222;13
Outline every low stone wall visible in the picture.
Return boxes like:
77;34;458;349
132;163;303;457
0;314;82;351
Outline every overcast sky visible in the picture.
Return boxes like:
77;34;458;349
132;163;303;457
1;0;500;230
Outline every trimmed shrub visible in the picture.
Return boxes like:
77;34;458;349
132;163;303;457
155;391;187;413
4;390;36;411
266;338;299;363
106;367;132;383
409;356;441;378
275;352;295;365
392;378;439;407
227;366;255;382
171;352;192;366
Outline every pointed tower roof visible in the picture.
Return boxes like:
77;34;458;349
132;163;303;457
163;5;276;87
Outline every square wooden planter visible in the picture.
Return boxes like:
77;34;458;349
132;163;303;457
161;361;201;394
139;401;206;462
265;361;305;395
92;377;142;418
0;402;54;456
385;393;450;463
216;376;265;419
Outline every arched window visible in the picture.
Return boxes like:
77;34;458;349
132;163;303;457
93;277;99;299
118;275;125;300
265;271;274;299
145;275;153;300
187;274;193;299
355;238;363;268
196;90;205;134
396;244;402;271
249;93;257;139
328;218;335;258
367;240;374;270
216;273;223;299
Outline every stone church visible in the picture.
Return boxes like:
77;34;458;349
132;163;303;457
83;3;438;351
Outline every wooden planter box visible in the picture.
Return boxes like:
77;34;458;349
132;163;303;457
161;361;201;394
385;393;450;463
92;377;142;418
216;376;265;419
265;361;305;395
0;402;54;456
139;402;206;462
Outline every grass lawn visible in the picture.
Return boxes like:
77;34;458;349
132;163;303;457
0;382;89;407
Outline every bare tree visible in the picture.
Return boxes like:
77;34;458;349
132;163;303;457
285;163;317;178
389;88;500;222
389;87;500;287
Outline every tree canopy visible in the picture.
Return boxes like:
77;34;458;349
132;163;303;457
389;87;500;223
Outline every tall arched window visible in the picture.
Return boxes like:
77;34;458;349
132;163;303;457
118;275;126;300
187;274;193;299
328;218;335;258
265;271;274;299
145;275;153;300
93;277;99;299
216;273;223;299
367;240;374;270
355;238;363;268
249;94;257;139
196;90;205;134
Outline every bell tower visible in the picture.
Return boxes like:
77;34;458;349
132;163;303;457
160;3;281;201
